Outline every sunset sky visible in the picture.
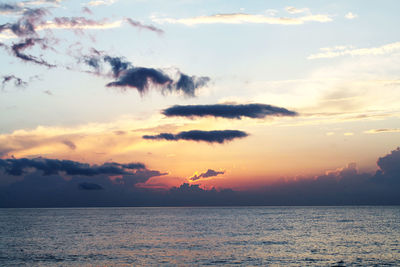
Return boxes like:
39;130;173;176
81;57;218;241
0;0;399;206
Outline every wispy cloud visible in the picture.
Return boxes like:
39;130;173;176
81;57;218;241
11;38;55;67
285;6;309;14
364;128;400;134
152;12;332;26
87;0;116;7
40;17;124;30
125;18;164;34
1;75;28;89
1;16;161;41
308;42;400;59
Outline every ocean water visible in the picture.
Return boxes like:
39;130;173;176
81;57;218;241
0;207;399;266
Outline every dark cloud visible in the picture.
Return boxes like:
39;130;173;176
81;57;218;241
174;73;210;97
189;169;225;181
163;103;298;119
374;147;400;185
377;147;400;175
78;182;103;190
11;38;55;67
81;52;210;97
1;148;400;207
0;3;23;14
62;140;76;150
143;130;248;144
82;7;92;14
106;67;173;93
103;55;131;77
0;157;145;176
125;18;164;34
0;8;47;37
1;75;28;89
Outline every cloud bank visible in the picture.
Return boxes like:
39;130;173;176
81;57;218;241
162;104;298;119
1;148;400;207
143;130;248;144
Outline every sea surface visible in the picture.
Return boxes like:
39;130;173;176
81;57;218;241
0;206;399;266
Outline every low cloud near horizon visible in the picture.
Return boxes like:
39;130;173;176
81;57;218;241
1;147;399;207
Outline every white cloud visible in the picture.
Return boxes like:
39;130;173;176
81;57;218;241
308;41;400;59
285;6;309;14
152;12;332;26
87;0;116;7
345;12;358;20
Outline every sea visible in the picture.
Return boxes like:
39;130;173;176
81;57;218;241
0;206;399;266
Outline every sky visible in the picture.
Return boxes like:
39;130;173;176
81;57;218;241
0;0;399;206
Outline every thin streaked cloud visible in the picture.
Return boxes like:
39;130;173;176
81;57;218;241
152;12;332;26
285;7;309;14
308;42;400;59
364;128;400;134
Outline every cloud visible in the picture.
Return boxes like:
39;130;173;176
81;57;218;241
0;8;48;37
61;140;76;150
376;147;400;180
10;38;55;67
0;9;159;41
103;55;131;77
162;103;298;119
23;0;63;6
345;12;358;20
143;130;248;144
40;17;123;30
82;52;210;97
308;41;400;59
0;3;24;15
152;12;332;26
364;128;400;134
78;182;103;190
106;67;173;92
189;169;224;181
82;7;92;14
106;65;210;97
1;148;400;207
1;75;28;89
285;7;309;14
0;157;145;176
125;18;164;34
87;0;116;7
175;73;210;97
